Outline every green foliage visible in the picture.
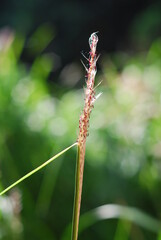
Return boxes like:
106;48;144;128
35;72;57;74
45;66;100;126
1;31;161;240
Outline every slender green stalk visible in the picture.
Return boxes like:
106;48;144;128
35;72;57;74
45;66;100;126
0;142;77;196
72;143;86;240
72;144;81;240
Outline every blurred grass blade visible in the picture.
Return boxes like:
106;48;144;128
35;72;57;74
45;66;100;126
27;23;55;55
114;219;131;240
62;204;161;240
0;142;77;196
79;204;161;233
157;232;161;240
36;160;62;214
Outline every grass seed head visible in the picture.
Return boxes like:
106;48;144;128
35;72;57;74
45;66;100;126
78;32;99;146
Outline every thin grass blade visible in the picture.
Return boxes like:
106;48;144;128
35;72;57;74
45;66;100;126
0;142;77;196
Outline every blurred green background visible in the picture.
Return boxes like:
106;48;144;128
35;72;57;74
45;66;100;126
1;0;161;239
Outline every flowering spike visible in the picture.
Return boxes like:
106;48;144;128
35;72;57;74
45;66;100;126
78;32;99;145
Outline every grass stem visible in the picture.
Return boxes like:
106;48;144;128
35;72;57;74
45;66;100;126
71;32;99;240
72;144;82;240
